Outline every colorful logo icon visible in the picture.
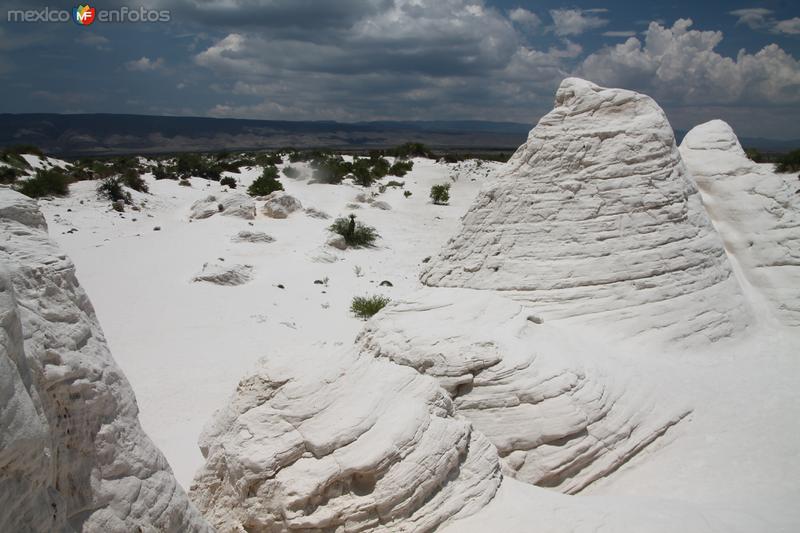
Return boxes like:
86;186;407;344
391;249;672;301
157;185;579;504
73;4;96;25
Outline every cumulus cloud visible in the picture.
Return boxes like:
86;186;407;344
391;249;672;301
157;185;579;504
773;17;800;35
509;8;541;31
730;8;773;29
549;8;609;36
578;19;800;106
125;56;165;71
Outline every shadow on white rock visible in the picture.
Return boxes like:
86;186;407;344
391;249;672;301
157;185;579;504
0;190;211;532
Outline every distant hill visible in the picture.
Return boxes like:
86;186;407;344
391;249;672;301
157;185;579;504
2;114;795;157
0;114;533;157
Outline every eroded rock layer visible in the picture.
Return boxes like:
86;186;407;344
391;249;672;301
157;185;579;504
0;190;210;532
680;120;800;326
189;350;501;532
421;78;749;343
358;290;690;493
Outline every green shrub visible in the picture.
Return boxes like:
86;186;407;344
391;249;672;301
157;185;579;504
350;295;391;320
385;180;404;188
330;214;379;247
351;158;374;187
404;190;412;198
282;166;300;179
120;168;148;193
775;149;800;173
389;160;413;177
430;184;450;205
153;164;175;180
255;152;283;167
248;166;284;196
387;142;435;159
312;157;349;184
220;176;237;188
370;156;390;179
0;166;24;183
175;153;222;180
17;168;70;198
97;178;131;203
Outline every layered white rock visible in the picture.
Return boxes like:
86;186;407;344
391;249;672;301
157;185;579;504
190;349;501;531
421;78;750;344
262;192;303;219
192;262;254;286
189;193;256;220
0;190;210;532
680;120;800;326
358;290;690;493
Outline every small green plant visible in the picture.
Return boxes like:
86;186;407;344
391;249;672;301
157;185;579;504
97;178;132;204
220;176;237;188
248;166;284;196
404;190;412;198
775;149;800;173
0;166;24;183
430;183;450;205
17;168;70;198
330;214;379;247
388;160;413;177
282;166;300;179
350;295;390;320
120;168;149;193
385;180;404;188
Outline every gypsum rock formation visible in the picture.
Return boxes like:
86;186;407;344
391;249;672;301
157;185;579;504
190;193;256;220
421;78;749;344
357;289;690;493
189;348;501;532
679;120;800;326
0;189;211;532
192;262;254;286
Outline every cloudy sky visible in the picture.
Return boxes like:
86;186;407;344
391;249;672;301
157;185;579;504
1;0;799;138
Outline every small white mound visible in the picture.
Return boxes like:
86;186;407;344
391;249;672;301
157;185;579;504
231;230;274;243
189;193;255;220
192;262;254;285
261;191;303;219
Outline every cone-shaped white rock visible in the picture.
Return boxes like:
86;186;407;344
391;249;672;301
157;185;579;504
680;120;800;326
421;78;749;343
0;190;211;532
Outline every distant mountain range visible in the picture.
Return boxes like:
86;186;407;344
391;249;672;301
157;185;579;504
0;113;796;157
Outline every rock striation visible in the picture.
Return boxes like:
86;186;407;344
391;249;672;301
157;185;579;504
421;78;749;343
358;290;690;493
189;193;255;220
680;120;800;326
0;189;210;532
190;349;501;532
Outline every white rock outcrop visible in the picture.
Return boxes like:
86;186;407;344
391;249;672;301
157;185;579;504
0;190;210;532
262;192;303;219
680;120;800;326
231;230;274;243
358;290;690;493
190;350;501;532
190;193;255;220
192;262;254;286
421;78;749;344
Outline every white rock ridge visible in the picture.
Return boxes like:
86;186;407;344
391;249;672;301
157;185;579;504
190;349;501;532
680;120;800;326
189;193;256;220
421;78;750;344
0;189;211;532
358;290;690;493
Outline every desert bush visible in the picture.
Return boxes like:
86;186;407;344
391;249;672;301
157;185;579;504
120;168;148;193
370;156;390;179
0;166;24;183
255;152;283;167
220;176;237;188
17;168;70;198
312;156;349;184
775;149;800;173
430;183;450;205
153;164;176;180
330;214;379;247
97;178;132;203
386;142;435;159
282;166;300;179
385;180;404;188
388;160;413;177
350;294;391;320
351;158;374;187
248;166;284;196
175;153;222;180
404;190;412;198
